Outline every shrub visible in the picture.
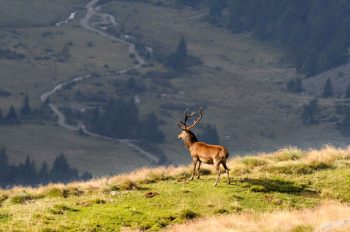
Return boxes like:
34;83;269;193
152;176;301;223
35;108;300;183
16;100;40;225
0;194;8;206
11;193;43;204
179;209;198;220
119;179;138;190
291;224;313;232
49;204;78;215
0;212;11;222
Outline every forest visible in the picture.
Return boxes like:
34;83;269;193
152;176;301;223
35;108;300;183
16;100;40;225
200;0;350;76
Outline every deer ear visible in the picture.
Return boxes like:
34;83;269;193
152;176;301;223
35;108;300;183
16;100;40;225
177;122;184;129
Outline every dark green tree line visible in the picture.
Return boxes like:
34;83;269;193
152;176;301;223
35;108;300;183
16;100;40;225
0;148;92;187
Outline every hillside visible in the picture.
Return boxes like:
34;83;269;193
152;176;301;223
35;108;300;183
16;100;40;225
0;146;349;231
0;0;350;177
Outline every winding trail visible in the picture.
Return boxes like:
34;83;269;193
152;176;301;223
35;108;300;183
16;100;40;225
40;0;158;164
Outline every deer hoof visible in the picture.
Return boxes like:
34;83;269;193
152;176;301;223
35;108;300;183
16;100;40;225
189;177;194;181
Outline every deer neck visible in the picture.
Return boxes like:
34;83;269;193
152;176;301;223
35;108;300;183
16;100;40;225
184;132;198;150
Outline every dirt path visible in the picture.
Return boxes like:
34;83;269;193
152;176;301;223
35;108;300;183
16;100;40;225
39;0;159;164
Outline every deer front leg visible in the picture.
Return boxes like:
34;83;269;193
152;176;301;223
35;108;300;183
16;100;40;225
189;159;197;181
197;161;202;179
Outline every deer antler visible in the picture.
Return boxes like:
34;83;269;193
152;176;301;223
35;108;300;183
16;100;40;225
186;107;203;130
177;107;203;130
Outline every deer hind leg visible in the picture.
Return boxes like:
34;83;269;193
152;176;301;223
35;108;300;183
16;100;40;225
214;160;221;186
222;161;230;184
189;159;197;181
197;161;202;179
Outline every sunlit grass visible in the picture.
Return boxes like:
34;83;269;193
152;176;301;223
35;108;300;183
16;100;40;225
0;146;349;231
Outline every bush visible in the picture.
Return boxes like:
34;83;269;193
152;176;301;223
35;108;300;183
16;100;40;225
49;204;78;215
11;193;43;204
291;224;313;232
0;194;8;206
179;209;198;220
0;212;11;222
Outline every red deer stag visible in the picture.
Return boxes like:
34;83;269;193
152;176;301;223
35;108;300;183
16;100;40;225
177;107;230;186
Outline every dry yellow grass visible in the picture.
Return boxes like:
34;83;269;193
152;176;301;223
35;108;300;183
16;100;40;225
165;201;350;232
228;145;350;175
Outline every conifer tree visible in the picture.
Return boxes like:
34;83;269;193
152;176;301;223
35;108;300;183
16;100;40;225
6;105;19;123
301;98;319;125
345;83;350;98
0;147;9;185
50;154;79;183
20;94;32;116
139;112;165;143
38;161;49;184
322;78;333;98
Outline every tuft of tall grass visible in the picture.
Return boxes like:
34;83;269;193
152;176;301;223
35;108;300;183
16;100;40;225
0;194;8;206
10;192;44;204
269;147;303;161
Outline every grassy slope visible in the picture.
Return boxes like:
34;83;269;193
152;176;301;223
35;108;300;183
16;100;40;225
0;123;152;176
98;1;348;165
0;0;349;176
0;1;151;175
0;146;349;231
0;0;89;28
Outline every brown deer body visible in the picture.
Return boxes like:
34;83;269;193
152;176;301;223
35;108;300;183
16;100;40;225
177;108;230;186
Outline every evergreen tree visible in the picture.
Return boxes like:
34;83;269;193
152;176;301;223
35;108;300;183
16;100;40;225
0;147;9;186
208;0;227;23
138;112;165;143
80;171;93;181
38;161;49;184
126;77;136;89
322;78;333;98
337;108;350;136
166;38;189;72
287;78;303;93
199;124;220;144
6;105;19;124
345;83;350;98
301;98;319;125
91;99;139;139
20;94;32;116
176;37;188;58
50;154;79;183
21;156;37;185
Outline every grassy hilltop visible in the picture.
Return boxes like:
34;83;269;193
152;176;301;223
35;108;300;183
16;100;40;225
0;146;349;231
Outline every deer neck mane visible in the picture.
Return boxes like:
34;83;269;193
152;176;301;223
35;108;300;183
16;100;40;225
184;130;199;149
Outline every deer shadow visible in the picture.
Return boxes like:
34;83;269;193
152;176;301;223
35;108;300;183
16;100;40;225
237;177;318;195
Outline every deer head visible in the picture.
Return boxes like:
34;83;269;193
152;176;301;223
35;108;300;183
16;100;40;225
177;107;203;141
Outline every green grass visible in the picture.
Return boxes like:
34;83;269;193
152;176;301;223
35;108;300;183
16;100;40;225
0;147;349;231
0;124;152;176
0;176;321;231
